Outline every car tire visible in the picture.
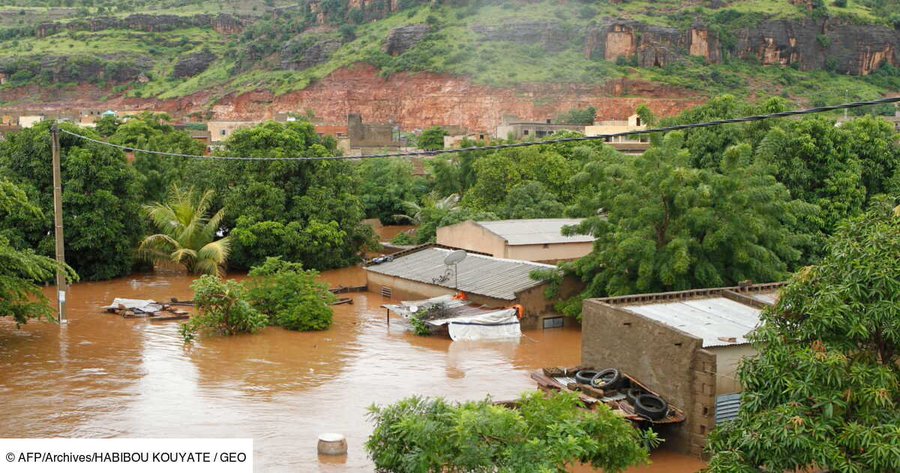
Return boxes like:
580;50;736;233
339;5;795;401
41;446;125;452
634;394;668;421
574;370;599;385
626;388;643;405
590;368;622;390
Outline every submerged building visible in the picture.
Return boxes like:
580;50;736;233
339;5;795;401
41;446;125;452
364;245;582;329
580;282;783;455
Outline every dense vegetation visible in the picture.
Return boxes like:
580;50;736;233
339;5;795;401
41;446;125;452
0;97;894;302
182;257;336;340
0;1;896;106
0;179;75;325
707;200;899;473
366;390;658;472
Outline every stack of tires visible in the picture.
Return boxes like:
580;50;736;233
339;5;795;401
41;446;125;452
574;368;669;421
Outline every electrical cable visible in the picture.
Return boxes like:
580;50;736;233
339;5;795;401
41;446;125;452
59;97;900;162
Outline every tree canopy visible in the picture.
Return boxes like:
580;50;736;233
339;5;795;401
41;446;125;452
707;199;900;473
0;180;77;325
418;126;448;151
139;186;230;276
0;122;143;281
366;391;657;473
563;133;814;312
187;121;375;270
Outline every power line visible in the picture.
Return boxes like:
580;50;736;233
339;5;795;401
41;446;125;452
60;97;899;162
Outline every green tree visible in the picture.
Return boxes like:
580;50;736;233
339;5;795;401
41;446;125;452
0;123;143;281
555;105;596;125
110;112;205;203
665;95;788;169
500;180;565;219
94;115;121;137
0;180;77;326
366;391;657;473
246;257;336;331
357;158;424;224
755;117;867;246
565;134;814;309
841;116;900;199
139;186;230;276
181;275;267;341
418;126;447;151
707;199;900;473
188;121;374;271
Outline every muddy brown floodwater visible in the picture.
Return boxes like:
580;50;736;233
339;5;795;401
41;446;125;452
0;267;704;472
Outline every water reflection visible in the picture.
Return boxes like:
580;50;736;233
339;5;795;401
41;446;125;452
0;268;702;472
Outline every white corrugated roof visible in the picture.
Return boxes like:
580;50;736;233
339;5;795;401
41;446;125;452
365;248;554;300
476;219;593;245
625;297;761;348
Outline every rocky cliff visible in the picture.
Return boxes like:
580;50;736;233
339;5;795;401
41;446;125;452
0;64;704;132
585;17;896;75
35;13;246;37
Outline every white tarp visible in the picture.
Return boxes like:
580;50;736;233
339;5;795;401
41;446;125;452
383;295;521;342
101;298;163;314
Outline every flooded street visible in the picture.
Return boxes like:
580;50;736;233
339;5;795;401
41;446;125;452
0;267;703;472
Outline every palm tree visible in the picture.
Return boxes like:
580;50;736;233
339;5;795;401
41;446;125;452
138;186;229;276
393;193;460;224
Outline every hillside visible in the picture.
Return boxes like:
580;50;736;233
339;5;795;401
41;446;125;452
0;0;897;130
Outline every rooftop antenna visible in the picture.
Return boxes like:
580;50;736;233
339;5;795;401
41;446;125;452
443;250;467;290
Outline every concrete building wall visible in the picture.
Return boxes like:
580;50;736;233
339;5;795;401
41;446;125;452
504;242;594;263
712;344;755;395
437;222;593;263
19;116;45;128
348;114;396;147
436;221;507;258
581;300;717;455
208;121;259;143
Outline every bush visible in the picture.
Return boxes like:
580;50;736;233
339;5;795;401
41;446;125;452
246;257;336;331
366;391;658;472
181;275;267;341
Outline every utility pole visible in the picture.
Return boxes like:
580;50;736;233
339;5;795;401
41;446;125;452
50;122;67;324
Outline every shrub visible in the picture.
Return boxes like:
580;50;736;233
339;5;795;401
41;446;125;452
181;275;267;341
246;257;336;331
366;391;658;472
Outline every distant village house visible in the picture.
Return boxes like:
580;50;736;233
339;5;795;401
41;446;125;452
496;118;586;140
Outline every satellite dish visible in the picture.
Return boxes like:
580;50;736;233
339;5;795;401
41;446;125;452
409;305;419;313
444;250;467;266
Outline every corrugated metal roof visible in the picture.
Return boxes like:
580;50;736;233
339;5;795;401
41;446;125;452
625;297;761;348
365;248;554;300
476;219;593;246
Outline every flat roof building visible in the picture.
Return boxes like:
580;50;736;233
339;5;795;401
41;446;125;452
581;283;783;456
436;219;593;263
208;120;260;144
496;120;586;141
365;245;582;328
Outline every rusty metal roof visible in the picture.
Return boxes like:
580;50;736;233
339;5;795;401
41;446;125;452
625;297;762;348
365;247;554;300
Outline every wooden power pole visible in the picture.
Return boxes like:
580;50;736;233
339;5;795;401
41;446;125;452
50;122;67;324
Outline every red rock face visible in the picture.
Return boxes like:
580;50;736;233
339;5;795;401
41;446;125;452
216;65;704;132
0;64;705;132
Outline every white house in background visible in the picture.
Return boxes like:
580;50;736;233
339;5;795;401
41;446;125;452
18;115;45;128
584;114;648;143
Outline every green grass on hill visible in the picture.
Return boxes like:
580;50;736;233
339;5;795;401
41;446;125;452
0;0;895;110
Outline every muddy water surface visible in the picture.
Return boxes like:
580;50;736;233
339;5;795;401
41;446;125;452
0;267;703;472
